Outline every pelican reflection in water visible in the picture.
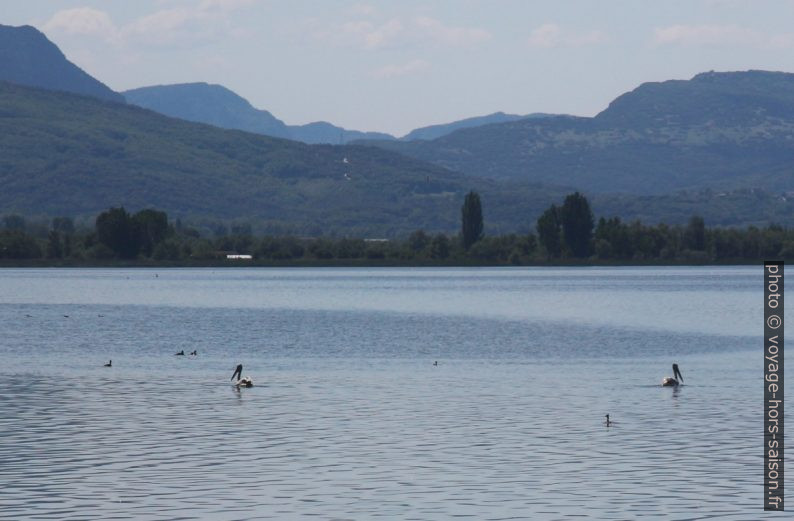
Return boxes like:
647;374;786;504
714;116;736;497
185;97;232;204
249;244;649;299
231;363;253;388
662;363;684;387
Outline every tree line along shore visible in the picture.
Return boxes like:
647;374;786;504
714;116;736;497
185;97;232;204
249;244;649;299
0;192;791;266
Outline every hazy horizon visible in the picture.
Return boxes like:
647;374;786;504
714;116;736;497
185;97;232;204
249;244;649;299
5;0;794;135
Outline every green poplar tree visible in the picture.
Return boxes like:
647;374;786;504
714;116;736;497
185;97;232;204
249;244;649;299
461;191;484;249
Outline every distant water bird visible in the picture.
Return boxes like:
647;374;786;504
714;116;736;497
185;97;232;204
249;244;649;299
662;363;684;387
604;414;613;427
25;314;32;318
175;350;185;356
98;314;104;317
63;315;69;318
190;350;197;356
342;157;349;164
231;363;253;388
433;361;438;366
104;360;112;367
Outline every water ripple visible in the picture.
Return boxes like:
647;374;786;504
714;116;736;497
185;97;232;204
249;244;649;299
0;267;770;519
0;357;764;520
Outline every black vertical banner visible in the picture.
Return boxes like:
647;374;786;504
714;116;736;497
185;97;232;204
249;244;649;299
765;261;784;511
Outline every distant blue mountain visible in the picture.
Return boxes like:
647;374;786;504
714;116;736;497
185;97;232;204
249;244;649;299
125;83;291;139
123;83;556;145
124;83;395;144
360;70;794;194
0;24;123;103
401;112;555;141
290;120;395;144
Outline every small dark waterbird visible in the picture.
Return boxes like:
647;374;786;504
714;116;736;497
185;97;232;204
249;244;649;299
190;350;197;356
604;414;613;427
104;360;112;367
231;363;253;388
662;363;684;386
175;350;185;356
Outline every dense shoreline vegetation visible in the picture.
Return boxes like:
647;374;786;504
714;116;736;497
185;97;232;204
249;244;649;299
1;193;789;267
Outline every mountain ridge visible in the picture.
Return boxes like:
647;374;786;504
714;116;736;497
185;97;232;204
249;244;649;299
359;70;794;195
1;80;582;236
124;83;396;145
0;24;124;103
123;82;556;144
400;112;555;141
4;23;794;229
124;83;291;139
5;80;794;231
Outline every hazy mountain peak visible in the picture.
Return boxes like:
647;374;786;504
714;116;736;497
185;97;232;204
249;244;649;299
124;82;291;138
401;112;548;141
363;69;794;195
123;84;562;145
127;82;253;109
123;82;398;144
0;23;124;103
596;69;794;126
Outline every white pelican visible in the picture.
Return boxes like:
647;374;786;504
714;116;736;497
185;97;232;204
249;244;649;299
231;364;253;388
662;363;684;386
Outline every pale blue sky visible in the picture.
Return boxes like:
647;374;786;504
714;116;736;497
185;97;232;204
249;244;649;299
5;0;794;135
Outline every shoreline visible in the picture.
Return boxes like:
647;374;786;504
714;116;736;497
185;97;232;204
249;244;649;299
0;258;762;269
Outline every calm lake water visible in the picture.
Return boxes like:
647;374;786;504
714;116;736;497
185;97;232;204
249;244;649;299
0;267;780;519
